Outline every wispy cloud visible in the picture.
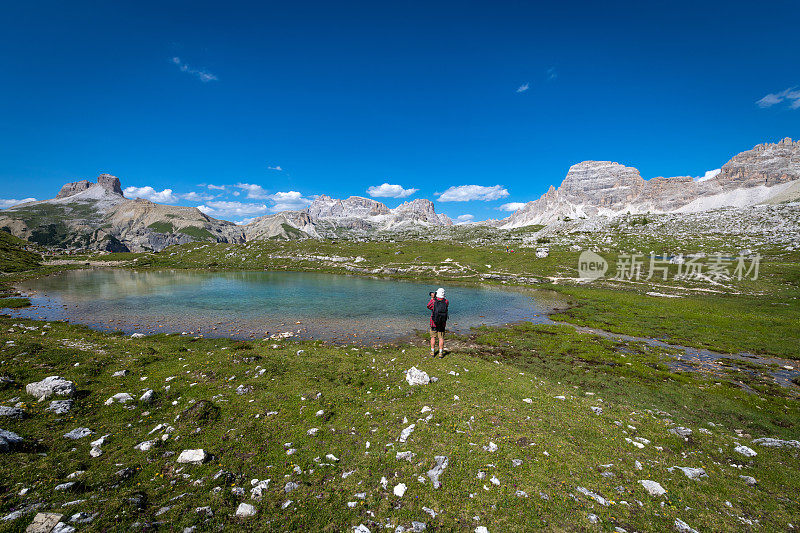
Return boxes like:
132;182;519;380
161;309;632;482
171;57;217;83
206;184;226;190
124;186;178;204
694;169;721;182
180;191;217;202
455;214;474;224
267;165;283;171
756;87;800;109
366;183;419;198
516;82;530;93
198;201;270;220
0;198;37;209
235;182;269;200
546;67;557;81
498;202;526;212
437;185;509;202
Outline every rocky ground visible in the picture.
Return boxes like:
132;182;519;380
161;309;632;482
0;317;798;532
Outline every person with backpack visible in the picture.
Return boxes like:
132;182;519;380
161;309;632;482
427;287;449;357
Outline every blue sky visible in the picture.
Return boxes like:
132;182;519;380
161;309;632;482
1;0;798;223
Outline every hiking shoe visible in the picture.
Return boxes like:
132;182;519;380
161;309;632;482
429;350;435;357
438;350;445;358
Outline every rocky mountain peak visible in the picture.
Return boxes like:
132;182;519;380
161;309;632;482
97;174;124;195
55;174;125;199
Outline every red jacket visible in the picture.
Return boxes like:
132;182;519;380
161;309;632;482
427;297;449;327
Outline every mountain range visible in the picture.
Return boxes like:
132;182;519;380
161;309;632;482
0;138;798;252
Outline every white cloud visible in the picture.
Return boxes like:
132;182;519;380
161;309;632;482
437;185;509;202
366;183;419;198
756;87;800;109
268;191;314;211
498;202;526;212
235;182;269;199
0;198;37;209
207;184;226;190
267;165;283;171
455;214;474;224
124;186;178;203
516;82;530;93
695;169;721;182
180;191;217;202
547;67;557;81
172;57;217;83
197;201;270;220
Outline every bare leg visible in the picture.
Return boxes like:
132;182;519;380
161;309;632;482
430;331;435;355
438;332;444;356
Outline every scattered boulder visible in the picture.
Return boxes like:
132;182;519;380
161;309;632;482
638;480;666;496
669;466;707;480
427;456;449;488
405;367;430;386
139;389;154;403
674;518;699;533
739;475;757;486
0;428;24;452
670;427;693;438
734;445;757;457
104;393;134;406
26;376;75;401
752;437;800;449
47;400;73;415
576;486;610;506
177;449;208;464
235;503;256;518
63;428;92;440
399;424;415;443
0;406;24;419
393;483;407;497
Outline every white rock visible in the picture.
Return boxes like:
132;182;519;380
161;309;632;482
638;479;666;496
307;427;319;436
393;483;407;497
63;428;92;440
177;449;208;464
399;424;415;443
427;456;448;488
104;393;134;406
590;406;603;415
112;370;128;377
421;406;432;413
475;527;489;533
482;441;498;452
739;475;757;486
89;447;103;457
396;451;416;462
734;445;757;457
405;367;430;386
47;400;73;415
674;518;699;533
134;439;157;451
522;398;532;404
139;389;154;403
576;486;609;506
235;502;257;517
353;525;371;533
131;333;146;338
670;466;707;479
26;376;76;401
752;437;800;449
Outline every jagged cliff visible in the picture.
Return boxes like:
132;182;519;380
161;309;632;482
0;175;243;252
500;138;800;227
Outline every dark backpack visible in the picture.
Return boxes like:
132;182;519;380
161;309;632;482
432;298;448;324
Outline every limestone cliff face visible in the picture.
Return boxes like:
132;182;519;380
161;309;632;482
501;139;800;228
1;175;242;252
308;195;391;220
244;211;319;240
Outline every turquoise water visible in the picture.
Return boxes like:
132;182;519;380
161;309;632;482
10;269;565;343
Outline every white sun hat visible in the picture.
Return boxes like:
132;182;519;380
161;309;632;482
436;287;445;298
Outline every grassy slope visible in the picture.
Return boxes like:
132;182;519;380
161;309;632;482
0;318;797;532
0;231;42;273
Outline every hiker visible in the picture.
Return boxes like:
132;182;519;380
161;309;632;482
427;287;449;357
